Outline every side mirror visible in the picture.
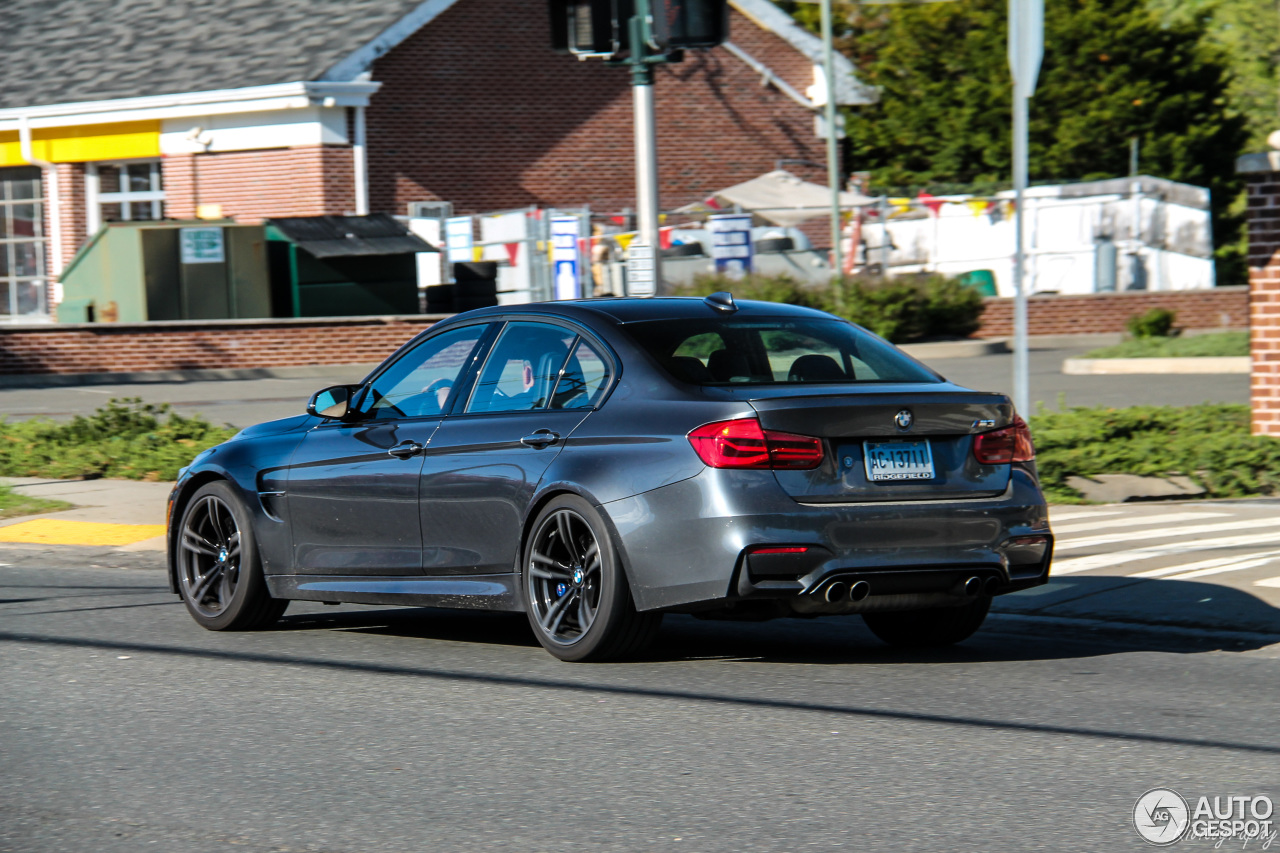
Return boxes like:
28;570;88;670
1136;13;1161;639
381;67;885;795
307;385;357;420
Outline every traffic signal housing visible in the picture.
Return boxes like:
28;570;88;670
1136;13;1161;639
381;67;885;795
550;0;633;56
647;0;729;50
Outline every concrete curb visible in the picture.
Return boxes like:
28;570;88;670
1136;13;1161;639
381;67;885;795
0;364;382;388
1062;356;1250;375
899;338;1009;359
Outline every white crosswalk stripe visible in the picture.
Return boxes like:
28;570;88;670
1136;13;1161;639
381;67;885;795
1055;517;1280;553
1050;510;1228;536
1052;530;1280;575
1047;509;1124;523
1255;576;1280;589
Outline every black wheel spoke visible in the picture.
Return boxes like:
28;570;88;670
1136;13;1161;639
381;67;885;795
581;544;600;577
226;531;241;561
540;589;577;633
182;529;218;557
190;564;224;601
556;511;581;564
529;553;571;580
578;590;594;628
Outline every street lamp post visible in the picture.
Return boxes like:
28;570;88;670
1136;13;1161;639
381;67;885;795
1008;0;1042;416
820;0;843;287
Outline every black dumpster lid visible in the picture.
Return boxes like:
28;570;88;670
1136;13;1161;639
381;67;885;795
267;213;435;258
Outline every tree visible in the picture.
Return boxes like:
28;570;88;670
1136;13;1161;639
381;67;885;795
806;0;1250;283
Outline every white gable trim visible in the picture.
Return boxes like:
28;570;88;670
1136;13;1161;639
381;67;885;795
730;0;876;105
320;0;464;82
320;0;876;106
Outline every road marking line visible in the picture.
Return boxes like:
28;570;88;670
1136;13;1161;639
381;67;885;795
1051;511;1228;536
1130;549;1280;579
1056;518;1280;552
1048;509;1124;522
1052;530;1280;575
1255;576;1280;589
0;519;166;546
1163;556;1280;581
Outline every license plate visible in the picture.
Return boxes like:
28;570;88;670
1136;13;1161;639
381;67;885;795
863;440;935;481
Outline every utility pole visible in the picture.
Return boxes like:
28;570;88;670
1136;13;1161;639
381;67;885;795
627;3;662;296
820;0;843;286
1008;0;1042;416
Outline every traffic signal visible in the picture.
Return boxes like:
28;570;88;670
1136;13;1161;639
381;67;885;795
549;0;634;56
647;0;729;50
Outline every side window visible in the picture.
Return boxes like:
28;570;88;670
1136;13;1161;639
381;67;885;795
466;322;576;414
359;325;488;420
551;339;612;409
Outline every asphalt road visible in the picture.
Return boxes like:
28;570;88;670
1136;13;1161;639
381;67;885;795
2;557;1277;852
0;345;1250;429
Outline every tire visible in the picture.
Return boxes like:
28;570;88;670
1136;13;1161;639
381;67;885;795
175;481;287;631
754;236;795;254
861;596;991;649
521;495;661;662
662;242;704;258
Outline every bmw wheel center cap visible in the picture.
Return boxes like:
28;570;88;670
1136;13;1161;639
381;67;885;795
572;568;585;585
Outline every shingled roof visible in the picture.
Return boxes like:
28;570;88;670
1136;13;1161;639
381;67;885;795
0;0;423;110
0;0;872;112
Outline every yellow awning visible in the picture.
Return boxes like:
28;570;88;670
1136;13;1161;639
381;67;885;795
0;121;161;167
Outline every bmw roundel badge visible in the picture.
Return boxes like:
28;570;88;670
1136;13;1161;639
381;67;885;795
895;409;914;430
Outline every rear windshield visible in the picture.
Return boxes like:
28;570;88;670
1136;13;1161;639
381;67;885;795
625;317;940;386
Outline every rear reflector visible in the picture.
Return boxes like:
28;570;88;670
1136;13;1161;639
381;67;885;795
687;418;824;470
972;415;1035;464
750;546;810;555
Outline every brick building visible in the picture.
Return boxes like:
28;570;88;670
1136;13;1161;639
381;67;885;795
0;0;873;322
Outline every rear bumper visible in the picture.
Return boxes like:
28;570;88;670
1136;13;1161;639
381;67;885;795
600;466;1051;612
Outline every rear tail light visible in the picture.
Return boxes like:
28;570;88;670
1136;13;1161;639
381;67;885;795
972;415;1035;464
688;418;824;470
750;546;811;555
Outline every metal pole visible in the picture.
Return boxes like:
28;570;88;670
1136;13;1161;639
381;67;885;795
821;0;843;287
634;79;662;288
1012;93;1030;415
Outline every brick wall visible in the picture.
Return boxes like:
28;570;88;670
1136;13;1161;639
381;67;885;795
0;317;438;377
366;0;829;222
975;288;1249;338
163;146;356;223
1244;167;1280;435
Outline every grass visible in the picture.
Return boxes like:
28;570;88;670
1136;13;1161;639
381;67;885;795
1027;402;1280;503
0;483;73;520
1080;331;1249;359
0;398;237;482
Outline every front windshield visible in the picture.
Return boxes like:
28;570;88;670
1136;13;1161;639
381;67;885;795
625;317;941;386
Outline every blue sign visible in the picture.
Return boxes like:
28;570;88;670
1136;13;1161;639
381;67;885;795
709;214;753;278
551;216;582;300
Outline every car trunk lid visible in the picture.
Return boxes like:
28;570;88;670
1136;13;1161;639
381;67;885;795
749;388;1014;503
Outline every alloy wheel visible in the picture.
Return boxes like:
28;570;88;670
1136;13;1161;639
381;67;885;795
179;495;242;619
527;509;602;645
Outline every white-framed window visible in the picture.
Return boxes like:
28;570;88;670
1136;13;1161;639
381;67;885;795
0;166;46;319
86;160;165;233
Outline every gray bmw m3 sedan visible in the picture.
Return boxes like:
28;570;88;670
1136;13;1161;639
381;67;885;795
167;293;1053;661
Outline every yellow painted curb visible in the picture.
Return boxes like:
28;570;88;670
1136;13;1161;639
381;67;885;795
0;519;166;546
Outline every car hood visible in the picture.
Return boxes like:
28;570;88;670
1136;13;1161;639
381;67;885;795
231;414;317;441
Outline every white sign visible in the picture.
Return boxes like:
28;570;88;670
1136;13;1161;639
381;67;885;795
626;243;656;297
444;216;474;264
179;227;225;264
1008;0;1044;99
709;214;753;279
550;215;582;301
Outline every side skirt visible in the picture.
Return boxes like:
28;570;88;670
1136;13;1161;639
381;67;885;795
266;574;524;613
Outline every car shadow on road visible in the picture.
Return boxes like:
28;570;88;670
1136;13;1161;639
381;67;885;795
281;574;1280;665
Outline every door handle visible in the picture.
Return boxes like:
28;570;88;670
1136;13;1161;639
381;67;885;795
388;440;424;459
520;430;560;449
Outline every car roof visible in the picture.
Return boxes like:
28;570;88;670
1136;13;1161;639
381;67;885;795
447;296;838;326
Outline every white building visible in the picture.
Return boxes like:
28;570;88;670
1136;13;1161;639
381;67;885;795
863;176;1214;296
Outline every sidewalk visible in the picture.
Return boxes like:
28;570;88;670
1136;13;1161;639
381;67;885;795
3;476;1278;643
0;476;170;551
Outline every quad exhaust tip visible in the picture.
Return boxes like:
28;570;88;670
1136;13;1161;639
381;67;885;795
824;581;848;604
963;576;983;597
848;580;871;602
983;576;1000;596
